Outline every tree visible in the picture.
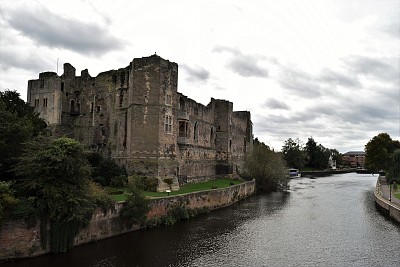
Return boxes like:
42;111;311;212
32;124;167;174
387;149;400;184
120;181;149;226
305;137;318;169
282;138;305;169
0;90;47;181
0;181;18;224
365;133;400;172
244;139;288;192
15;137;96;252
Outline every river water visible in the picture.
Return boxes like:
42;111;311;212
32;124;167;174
4;173;400;267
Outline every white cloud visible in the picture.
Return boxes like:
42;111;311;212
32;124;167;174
0;0;399;153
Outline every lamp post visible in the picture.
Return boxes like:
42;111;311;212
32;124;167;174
389;184;391;202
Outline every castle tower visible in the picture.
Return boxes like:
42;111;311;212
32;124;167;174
126;54;180;190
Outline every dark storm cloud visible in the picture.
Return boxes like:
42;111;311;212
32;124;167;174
3;7;124;55
180;64;210;83
213;46;269;78
264;99;290;110
343;56;399;82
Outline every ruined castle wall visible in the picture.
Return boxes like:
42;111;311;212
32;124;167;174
126;57;162;176
27;72;61;125
230;111;252;174
27;55;252;185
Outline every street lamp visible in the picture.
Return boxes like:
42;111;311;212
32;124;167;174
389;184;391;202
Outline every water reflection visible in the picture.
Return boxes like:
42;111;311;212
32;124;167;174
3;174;400;267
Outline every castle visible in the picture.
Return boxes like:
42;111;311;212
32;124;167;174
27;54;253;191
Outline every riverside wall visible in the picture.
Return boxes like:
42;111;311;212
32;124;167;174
374;182;400;224
0;180;255;260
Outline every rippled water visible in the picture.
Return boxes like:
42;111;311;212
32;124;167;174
4;173;400;267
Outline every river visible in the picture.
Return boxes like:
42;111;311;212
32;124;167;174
3;173;400;267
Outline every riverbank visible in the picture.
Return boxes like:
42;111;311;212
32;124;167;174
0;180;255;260
300;168;355;177
374;177;400;224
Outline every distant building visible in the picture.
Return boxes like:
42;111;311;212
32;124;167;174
342;151;365;168
27;54;253;191
328;155;336;170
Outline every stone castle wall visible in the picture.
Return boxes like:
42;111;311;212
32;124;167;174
0;180;255;260
27;54;253;189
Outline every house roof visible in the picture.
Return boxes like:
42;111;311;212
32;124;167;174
343;151;365;156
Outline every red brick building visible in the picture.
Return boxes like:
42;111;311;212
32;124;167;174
342;151;365;168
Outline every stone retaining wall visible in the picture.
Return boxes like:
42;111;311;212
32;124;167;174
374;182;400;224
0;180;255;260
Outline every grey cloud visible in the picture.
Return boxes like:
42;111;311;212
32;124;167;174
0;49;53;73
213;46;269;78
343;56;399;82
180;64;210;83
3;7;124;55
318;68;361;87
382;22;400;39
264;98;290;110
278;67;322;98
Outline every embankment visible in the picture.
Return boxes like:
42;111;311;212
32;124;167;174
374;182;400;224
0;179;255;260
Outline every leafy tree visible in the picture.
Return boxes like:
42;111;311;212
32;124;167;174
87;152;127;187
0;181;18;224
365;133;400;172
304;137;332;170
0;90;47;181
244;139;288;192
120;181;149;226
282;138;305;169
14;137;96;252
387;149;400;184
305;137;318;169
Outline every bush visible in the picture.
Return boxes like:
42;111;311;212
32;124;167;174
145;217;162;228
168;205;189;221
119;182;149;226
393;181;398;191
105;187;124;195
144;177;159;192
89;182;115;214
110;175;128;187
163;178;174;189
11;197;38;227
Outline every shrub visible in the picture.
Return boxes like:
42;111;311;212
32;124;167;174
11;197;38;227
144;177;159;192
168;205;189;221
229;181;235;186
110;175;128;188
90;182;115;214
145;217;162;228
163;178;174;189
393;181;398;191
211;185;218;189
119;182;149;226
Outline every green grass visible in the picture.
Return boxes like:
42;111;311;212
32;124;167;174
395;191;400;199
144;178;242;198
108;178;243;201
110;193;129;202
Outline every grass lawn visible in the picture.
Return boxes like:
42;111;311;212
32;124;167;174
109;178;243;201
395;191;400;199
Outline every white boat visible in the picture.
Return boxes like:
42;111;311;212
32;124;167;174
288;169;301;178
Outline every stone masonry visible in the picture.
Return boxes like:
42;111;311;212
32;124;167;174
27;54;253;191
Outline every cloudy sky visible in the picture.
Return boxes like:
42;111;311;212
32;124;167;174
1;0;399;153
